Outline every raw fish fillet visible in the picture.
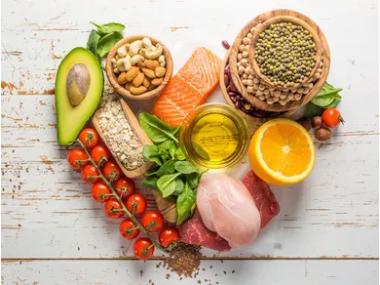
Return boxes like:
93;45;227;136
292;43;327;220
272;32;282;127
152;47;221;127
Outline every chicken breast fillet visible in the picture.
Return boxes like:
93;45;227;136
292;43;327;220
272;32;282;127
196;172;261;248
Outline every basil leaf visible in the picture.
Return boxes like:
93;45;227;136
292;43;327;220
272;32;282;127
90;21;125;35
175;148;186;161
316;82;343;97
142;145;162;166
304;102;324;118
176;182;196;225
157;173;182;198
97;32;122;58
139;113;179;143
156;160;175;177
142;176;159;190
174;161;198;174
172;178;185;196
311;95;335;107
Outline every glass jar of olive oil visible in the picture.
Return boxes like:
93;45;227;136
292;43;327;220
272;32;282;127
179;103;249;170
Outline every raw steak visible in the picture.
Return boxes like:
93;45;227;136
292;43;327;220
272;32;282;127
242;171;280;229
178;171;280;251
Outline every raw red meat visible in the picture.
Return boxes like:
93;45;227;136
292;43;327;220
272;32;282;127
177;210;231;252
242;171;280;229
178;171;280;251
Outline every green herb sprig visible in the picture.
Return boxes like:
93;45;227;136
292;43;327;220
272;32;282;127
305;82;343;117
87;21;126;68
139;113;206;225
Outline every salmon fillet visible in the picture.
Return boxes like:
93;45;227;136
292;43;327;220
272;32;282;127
152;47;221;127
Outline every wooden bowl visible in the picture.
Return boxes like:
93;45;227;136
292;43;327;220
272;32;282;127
92;98;154;178
229;9;330;113
220;50;294;123
105;35;173;100
249;15;323;89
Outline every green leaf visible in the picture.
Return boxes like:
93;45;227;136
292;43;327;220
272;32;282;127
316;82;343;97
175;148;186;161
156;160;175;177
144;168;158;177
187;172;201;190
176;182;196;225
311;95;336;107
172;126;181;136
87;30;101;55
142;176;159;190
323;96;341;109
172;178;185;196
97;32;123;58
174;161;198;174
304;103;324;118
90;21;125;35
139;113;179;144
157;173;182;198
142;145;162;166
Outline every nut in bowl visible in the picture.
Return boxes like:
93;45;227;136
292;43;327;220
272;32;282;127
106;35;173;100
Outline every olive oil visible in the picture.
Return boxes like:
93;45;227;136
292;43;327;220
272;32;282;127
191;113;239;162
180;104;249;170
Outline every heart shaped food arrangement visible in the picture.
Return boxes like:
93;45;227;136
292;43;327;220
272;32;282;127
55;10;345;277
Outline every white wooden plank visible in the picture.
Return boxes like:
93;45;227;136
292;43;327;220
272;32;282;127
1;260;378;285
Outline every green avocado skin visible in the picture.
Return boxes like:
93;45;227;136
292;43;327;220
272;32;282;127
55;47;103;145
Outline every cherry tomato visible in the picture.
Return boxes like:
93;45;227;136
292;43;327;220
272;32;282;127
91;145;111;166
115;177;135;199
141;211;164;233
79;128;99;149
81;164;100;184
134;238;154;260
91;182;111;203
102;161;121;182
322;108;345;128
119;218;140;240
68;148;88;170
104;199;124;219
159;227;180;248
124;194;147;216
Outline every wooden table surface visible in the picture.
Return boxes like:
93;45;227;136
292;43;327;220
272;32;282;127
1;0;379;284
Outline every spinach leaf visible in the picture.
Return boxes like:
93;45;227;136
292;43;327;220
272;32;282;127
172;126;181;136
187;172;201;190
176;182;196;225
157;173;182;197
316;82;343;97
97;32;123;58
90;21;125;35
156;160;175;177
87;30;101;55
144;168;158;177
142;145;162;166
304;103;324;118
323;96;341;109
172;178;185;196
139;113;179;143
311;95;335;107
174;161;198;174
175;148;186;161
142;176;159;190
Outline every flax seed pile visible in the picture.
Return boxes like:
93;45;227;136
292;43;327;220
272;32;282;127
164;242;203;277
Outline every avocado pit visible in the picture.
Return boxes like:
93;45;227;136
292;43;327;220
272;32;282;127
67;63;91;106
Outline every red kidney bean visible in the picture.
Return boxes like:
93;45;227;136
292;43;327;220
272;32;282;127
231;96;237;103
230;83;238;93
224;75;230;86
228;91;239;97
234;101;240;109
222;40;231;50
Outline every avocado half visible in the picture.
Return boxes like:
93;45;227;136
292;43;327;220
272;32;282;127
55;47;103;145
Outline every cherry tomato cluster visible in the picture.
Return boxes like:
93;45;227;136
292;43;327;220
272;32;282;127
67;128;180;260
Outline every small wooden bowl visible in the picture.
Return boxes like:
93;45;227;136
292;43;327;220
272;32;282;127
105;35;173;100
249;15;323;89
92;98;153;178
229;9;330;112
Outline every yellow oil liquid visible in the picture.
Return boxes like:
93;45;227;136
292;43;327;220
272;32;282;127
191;113;239;162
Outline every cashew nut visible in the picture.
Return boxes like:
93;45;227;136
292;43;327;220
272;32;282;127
142;38;153;50
139;43;163;59
129;40;143;56
111;58;117;68
117;45;128;58
158;55;166;67
130;55;144;66
117;55;131;72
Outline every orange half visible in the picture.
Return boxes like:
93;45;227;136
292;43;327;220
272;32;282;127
248;119;315;185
